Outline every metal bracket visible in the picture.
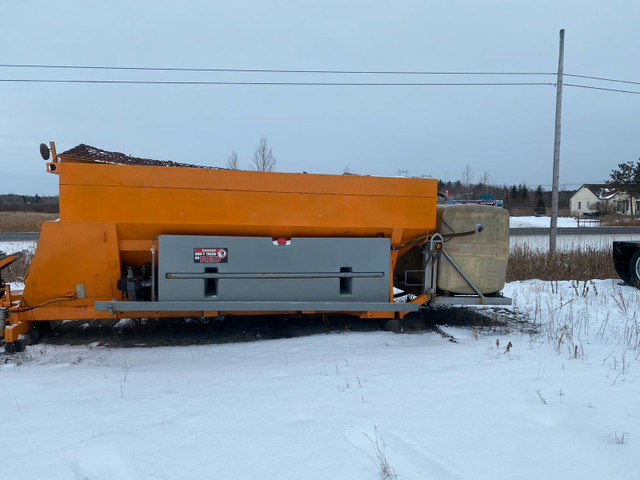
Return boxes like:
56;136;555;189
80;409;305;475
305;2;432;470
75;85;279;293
423;234;443;296
422;233;511;306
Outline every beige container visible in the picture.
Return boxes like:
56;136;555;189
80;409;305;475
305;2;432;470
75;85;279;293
435;204;509;294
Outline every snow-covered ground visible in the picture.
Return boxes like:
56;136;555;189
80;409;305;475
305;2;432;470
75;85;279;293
510;215;602;228
511;233;637;252
1;279;639;480
2;223;639;479
0;240;36;254
507;216;636;252
508;216;637;252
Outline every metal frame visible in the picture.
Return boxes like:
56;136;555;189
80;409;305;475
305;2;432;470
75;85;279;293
94;300;419;314
422;233;511;306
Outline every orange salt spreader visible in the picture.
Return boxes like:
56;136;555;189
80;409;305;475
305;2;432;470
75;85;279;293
0;142;510;352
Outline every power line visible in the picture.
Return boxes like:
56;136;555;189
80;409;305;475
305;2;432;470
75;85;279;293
565;73;640;86
2;63;639;86
1;63;638;93
0;63;556;76
565;83;640;95
0;78;556;86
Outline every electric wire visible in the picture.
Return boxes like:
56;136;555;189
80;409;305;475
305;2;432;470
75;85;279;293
565;73;640;86
565;83;640;95
0;63;556;76
0;78;556;86
1;63;639;93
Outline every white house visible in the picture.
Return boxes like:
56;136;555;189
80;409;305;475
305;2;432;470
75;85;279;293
569;184;637;216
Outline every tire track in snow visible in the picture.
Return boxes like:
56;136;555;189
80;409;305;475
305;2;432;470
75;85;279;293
344;426;469;480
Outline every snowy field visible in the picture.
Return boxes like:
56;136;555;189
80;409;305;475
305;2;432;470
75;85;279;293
511;233;637;252
1;279;639;479
0;239;36;254
509;216;634;252
509;217;636;252
2;224;640;479
510;215;597;228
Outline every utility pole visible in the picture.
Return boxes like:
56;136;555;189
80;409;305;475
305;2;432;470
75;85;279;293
550;29;565;256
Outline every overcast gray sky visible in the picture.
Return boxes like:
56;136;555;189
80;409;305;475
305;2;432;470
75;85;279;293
1;1;638;196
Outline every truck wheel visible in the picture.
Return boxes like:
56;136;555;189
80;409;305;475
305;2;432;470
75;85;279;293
630;250;640;288
4;340;24;354
383;319;402;333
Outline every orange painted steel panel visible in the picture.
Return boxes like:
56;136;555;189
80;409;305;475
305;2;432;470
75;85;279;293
23;221;122;306
57;161;437;245
4;320;34;343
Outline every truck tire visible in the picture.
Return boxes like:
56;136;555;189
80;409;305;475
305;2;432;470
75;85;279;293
630;250;640;288
383;319;402;333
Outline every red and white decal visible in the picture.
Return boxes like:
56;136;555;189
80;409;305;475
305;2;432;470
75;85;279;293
193;248;228;263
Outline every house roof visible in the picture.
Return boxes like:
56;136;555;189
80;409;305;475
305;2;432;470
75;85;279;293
574;183;620;201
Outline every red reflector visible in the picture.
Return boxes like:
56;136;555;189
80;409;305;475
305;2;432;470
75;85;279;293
276;237;287;245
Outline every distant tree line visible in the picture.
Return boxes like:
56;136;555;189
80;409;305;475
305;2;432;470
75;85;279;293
392;164;572;214
0;194;59;213
438;179;571;213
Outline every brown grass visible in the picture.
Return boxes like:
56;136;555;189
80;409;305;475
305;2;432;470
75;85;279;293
598;214;640;227
1;249;35;283
0;212;59;232
507;245;617;282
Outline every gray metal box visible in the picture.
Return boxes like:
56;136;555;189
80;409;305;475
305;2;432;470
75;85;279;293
157;236;390;303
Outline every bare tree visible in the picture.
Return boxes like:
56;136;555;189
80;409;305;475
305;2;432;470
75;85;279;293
479;170;490;186
251;136;276;172
461;164;474;187
226;151;240;170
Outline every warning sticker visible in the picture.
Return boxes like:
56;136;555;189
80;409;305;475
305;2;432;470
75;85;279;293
193;248;228;264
